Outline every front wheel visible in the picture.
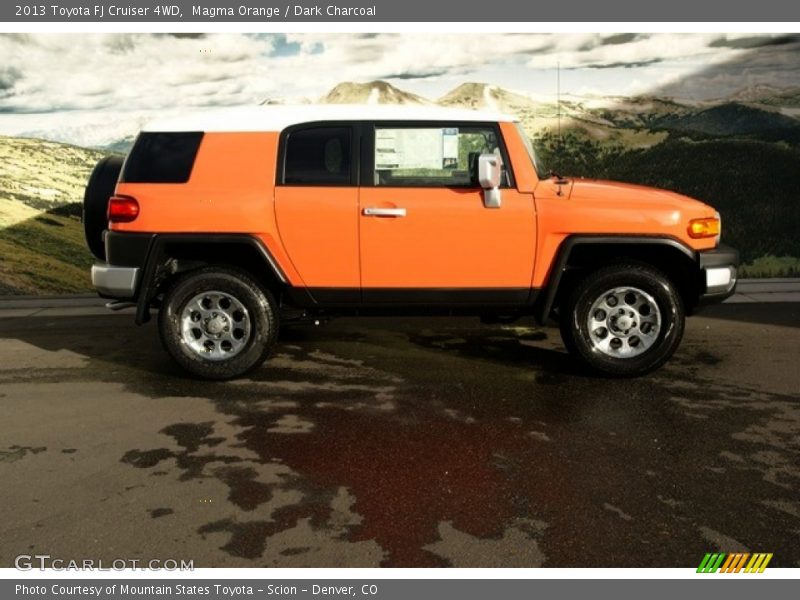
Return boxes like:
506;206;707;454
559;263;685;377
158;267;278;380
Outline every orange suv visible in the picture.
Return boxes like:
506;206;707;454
83;105;738;379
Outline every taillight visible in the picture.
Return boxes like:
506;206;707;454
687;216;720;239
108;195;139;223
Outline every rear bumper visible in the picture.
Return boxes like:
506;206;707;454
698;244;739;305
91;231;154;299
91;264;140;299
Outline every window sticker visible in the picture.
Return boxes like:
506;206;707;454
376;128;453;170
442;128;459;169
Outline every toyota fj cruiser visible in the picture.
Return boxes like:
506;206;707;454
83;105;738;379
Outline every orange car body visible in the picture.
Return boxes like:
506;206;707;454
110;109;720;300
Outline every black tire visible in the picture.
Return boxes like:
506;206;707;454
158;267;278;380
83;155;125;260
559;263;684;377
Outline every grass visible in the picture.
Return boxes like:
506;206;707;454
739;255;800;278
0;135;106;294
0;203;93;295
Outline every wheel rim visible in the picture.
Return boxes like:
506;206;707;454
586;286;662;358
179;291;251;361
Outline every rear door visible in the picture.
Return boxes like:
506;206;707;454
358;122;536;305
274;124;360;301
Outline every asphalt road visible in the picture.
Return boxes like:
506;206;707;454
0;303;798;568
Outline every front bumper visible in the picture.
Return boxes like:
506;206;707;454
698;244;739;305
91;264;140;299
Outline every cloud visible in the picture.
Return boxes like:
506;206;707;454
599;33;640;46
0;33;277;114
378;69;449;80
526;34;720;69
282;32;549;80
160;33;207;39
710;34;800;49
269;34;302;57
0;66;21;91
574;59;662;70
656;38;800;98
0;32;798;147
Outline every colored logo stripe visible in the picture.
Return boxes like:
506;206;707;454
733;553;750;573
697;552;772;573
721;553;749;573
745;553;773;573
720;554;735;572
697;553;726;573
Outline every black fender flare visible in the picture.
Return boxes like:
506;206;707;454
134;234;288;324
534;235;697;324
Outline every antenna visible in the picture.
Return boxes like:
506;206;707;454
557;61;561;141
557;61;562;168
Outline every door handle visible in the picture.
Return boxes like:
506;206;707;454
362;207;407;217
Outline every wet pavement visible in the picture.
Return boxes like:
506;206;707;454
0;303;798;568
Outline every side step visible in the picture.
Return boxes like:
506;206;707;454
105;300;137;311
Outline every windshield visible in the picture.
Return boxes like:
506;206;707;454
514;122;548;180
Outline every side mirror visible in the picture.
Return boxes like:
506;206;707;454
478;152;503;208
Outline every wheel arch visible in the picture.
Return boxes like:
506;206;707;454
535;235;700;324
134;234;289;325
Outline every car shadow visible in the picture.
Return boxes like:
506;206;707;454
0;312;583;384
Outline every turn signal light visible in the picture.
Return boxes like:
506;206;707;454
108;195;139;223
687;217;720;239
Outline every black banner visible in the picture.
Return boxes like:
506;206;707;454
3;0;800;22
4;579;797;600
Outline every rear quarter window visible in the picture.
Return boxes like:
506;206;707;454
121;132;204;183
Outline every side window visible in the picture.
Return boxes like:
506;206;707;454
283;127;352;185
374;126;505;187
121;132;203;183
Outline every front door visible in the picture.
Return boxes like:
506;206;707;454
359;123;536;305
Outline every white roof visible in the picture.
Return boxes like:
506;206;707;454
142;104;516;133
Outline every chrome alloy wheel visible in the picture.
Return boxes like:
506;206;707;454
586;286;662;358
180;291;251;361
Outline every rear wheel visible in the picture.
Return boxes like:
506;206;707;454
83;155;124;260
559;263;684;376
158;267;278;380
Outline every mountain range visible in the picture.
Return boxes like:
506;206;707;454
259;80;800;148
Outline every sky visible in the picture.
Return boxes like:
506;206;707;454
0;32;798;147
